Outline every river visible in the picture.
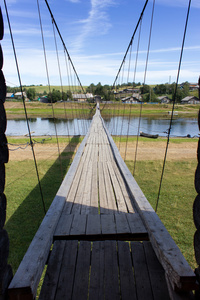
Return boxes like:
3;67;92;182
6;116;199;137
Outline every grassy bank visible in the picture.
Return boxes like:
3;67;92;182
5;101;199;119
4;137;198;275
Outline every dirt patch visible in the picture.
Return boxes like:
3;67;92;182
8;140;197;162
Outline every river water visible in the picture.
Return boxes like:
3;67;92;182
6;116;199;137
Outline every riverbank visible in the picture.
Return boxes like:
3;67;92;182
5;101;199;119
5;136;197;274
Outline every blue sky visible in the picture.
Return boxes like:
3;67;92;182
1;0;200;87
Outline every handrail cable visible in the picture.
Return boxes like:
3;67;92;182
112;0;149;90
155;0;191;212
4;0;46;214
133;0;155;176
43;0;91;106
37;0;63;179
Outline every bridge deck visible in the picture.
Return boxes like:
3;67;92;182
8;108;196;300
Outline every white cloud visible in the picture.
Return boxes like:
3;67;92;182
72;0;116;51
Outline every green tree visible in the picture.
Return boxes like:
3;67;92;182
26;88;36;100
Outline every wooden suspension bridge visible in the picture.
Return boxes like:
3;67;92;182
1;0;200;299
7;105;198;299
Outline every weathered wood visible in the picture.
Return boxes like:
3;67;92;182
126;213;148;236
70;214;87;236
118;241;137;300
0;70;6;103
72;241;91;300
195;163;200;194
89;241;105;300
193;194;200;231
98;162;108;214
0;101;6;133
143;241;170;300
104;241;120;300
0;193;6;229
39;241;66;300
194;230;200;266
86;214;101;235
101;115;197;291
8;127;91;299
115;213;131;234
54;214;74;239
54;240;78;300
101;214;116;235
131;242;154;300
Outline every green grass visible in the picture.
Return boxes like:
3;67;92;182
126;159;197;269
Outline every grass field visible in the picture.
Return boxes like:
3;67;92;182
4;136;198;276
5;100;200;119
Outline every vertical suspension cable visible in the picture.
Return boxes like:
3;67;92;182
37;0;63;179
133;0;155;176
125;19;142;161
64;48;76;136
52;20;72;152
155;0;191;212
4;0;46;214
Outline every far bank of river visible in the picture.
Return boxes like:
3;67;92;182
6;116;199;137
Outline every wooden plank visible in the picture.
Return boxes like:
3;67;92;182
101;115;197;291
103;161;117;212
70;214;87;236
8;127;92;299
89;241;105;300
98;162;108;214
107;161;128;213
131;242;154;300
90;160;99;214
104;241;120;300
115;214;131;234
126;213;147;235
112;162;135;213
86;214;101;235
118;241;137;300
54;214;74;239
39;241;66;300
72;241;91;300
101;214;116;235
54;240;78;300
143;241;170;300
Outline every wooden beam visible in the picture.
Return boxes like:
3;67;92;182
101;114;197;292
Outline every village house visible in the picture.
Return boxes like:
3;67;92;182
14;91;27;100
121;93;142;104
72;93;93;102
157;96;171;104
181;96;200;104
6;92;14;100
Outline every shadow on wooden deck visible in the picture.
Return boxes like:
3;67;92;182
5;135;82;273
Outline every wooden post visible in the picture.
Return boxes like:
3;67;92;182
193;109;200;298
0;6;13;300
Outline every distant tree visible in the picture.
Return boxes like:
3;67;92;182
26;88;36;100
140;84;150;95
154;84;167;95
48;89;62;103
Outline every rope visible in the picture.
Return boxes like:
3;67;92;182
124;19;143;161
155;0;192;212
133;0;155;176
4;0;46;214
37;0;63;179
52;21;72;153
112;0;149;90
